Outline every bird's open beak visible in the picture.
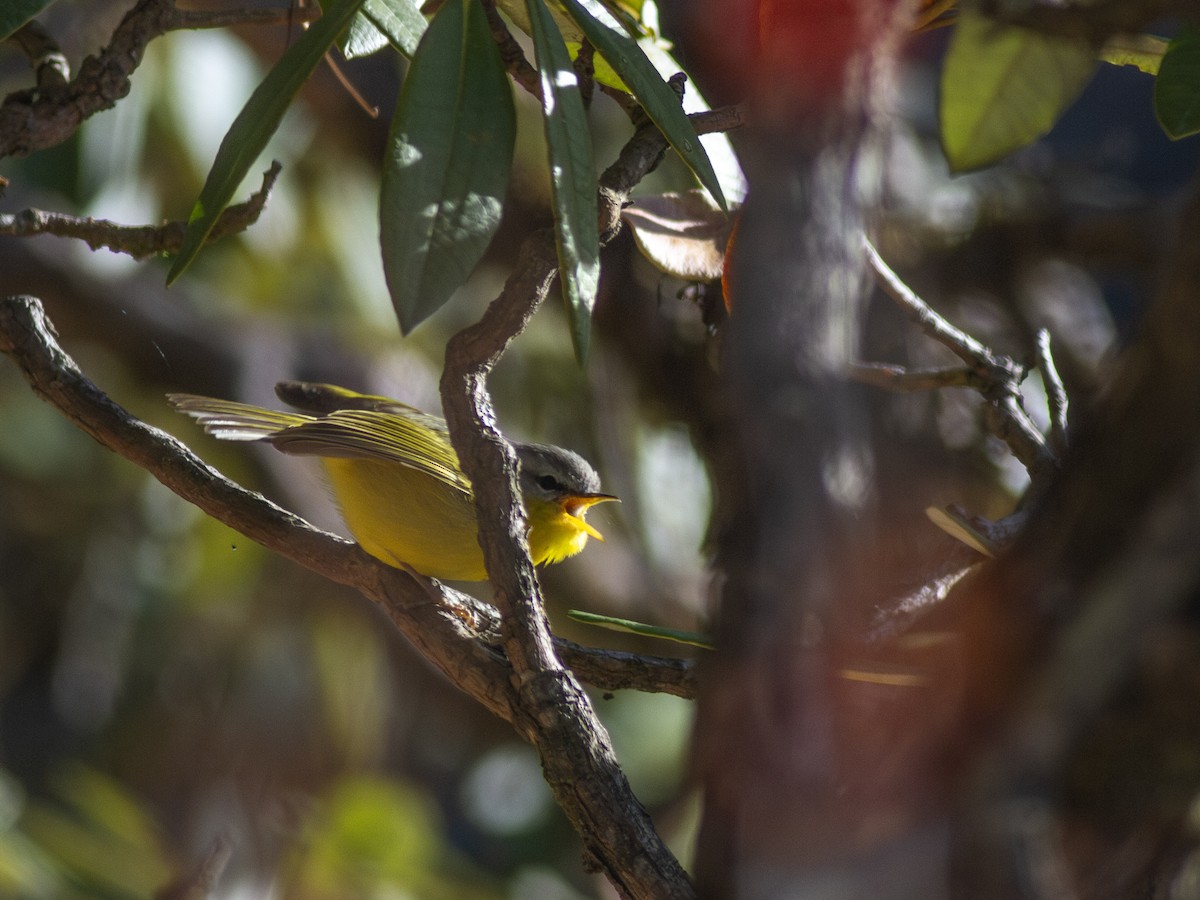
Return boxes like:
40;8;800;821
561;493;618;541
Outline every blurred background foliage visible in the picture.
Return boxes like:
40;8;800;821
1;0;1198;897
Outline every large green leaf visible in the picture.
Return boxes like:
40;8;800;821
0;0;56;42
379;0;516;332
940;9;1096;172
361;0;426;58
167;0;366;284
342;12;390;59
1156;26;1200;139
525;0;599;361
557;0;726;211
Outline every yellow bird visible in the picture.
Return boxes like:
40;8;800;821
169;381;616;581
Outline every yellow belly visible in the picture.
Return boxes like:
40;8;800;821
322;458;595;580
323;458;488;580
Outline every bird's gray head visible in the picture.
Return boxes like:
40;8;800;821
514;442;608;505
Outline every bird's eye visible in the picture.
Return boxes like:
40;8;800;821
536;473;562;492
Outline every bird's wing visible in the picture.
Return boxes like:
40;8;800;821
167;394;312;440
269;409;471;495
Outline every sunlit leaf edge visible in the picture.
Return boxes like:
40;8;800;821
939;10;1097;173
167;0;367;284
557;0;727;211
379;0;516;332
526;0;600;362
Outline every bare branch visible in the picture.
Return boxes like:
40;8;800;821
865;237;1009;370
0;0;317;159
691;104;747;136
864;237;1058;486
557;639;698;699
480;0;541;101
849;361;981;392
0;163;282;258
1034;328;1069;456
573;39;595;109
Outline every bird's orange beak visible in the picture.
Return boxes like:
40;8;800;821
560;493;618;541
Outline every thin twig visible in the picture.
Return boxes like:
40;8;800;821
1035;328;1069;456
0;163;283;258
322;52;380;119
573;39;595;109
480;0;541;100
864;237;1057;486
0;1;317;159
849;362;982;392
865;237;1004;370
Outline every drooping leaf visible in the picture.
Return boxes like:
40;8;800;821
0;0;56;43
567;609;714;648
557;0;727;211
167;0;367;284
940;9;1096;172
1101;33;1168;76
379;0;515;332
1156;26;1200;140
362;0;427;58
342;12;390;58
526;0;599;361
621;190;730;281
639;38;746;205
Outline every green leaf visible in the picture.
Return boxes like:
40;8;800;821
342;12;390;59
1156;26;1200;140
557;0;727;211
1100;33;1168;76
0;0;56;42
525;0;600;361
567;610;714;649
167;0;367;284
362;0;427;58
380;0;516;332
498;0;584;44
940;9;1096;172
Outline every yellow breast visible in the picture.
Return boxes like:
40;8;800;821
323;458;597;581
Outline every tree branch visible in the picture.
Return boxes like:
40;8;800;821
480;0;541;100
0;295;695;709
8;19;70;89
0;163;282;258
864;237;1058;488
849;361;982;392
436;95;704;899
1034;328;1069;456
0;0;318;159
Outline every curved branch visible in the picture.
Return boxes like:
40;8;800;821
0;0;318;159
864;238;1058;488
0;163;282;258
0;295;696;719
437;91;704;898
